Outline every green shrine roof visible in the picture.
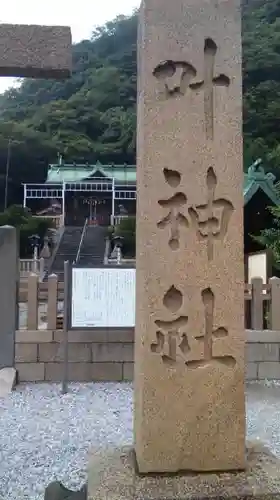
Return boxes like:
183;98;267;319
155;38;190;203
46;162;136;184
46;159;280;206
244;159;280;206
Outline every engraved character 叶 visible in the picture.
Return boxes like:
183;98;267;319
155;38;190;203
153;60;197;97
153;38;230;140
189;167;234;261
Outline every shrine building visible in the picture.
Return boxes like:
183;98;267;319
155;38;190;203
23;158;136;227
23;157;280;255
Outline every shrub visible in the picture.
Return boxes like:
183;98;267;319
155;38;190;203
114;216;136;257
0;205;53;257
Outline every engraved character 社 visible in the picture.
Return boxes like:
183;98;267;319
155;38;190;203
153;38;230;140
187;288;236;369
151;286;190;365
151;286;236;369
157;168;189;251
189;167;234;261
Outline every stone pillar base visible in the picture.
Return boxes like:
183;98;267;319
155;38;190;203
88;442;280;499
44;481;86;500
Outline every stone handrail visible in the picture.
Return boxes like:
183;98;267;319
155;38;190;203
19;258;45;281
32;215;63;229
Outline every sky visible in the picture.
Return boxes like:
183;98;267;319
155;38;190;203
0;0;140;94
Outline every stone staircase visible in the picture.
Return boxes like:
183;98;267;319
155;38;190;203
50;226;84;280
77;226;107;267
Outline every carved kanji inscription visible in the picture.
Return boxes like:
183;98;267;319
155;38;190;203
136;0;244;472
187;288;236;369
190;38;230;140
163;168;181;188
151;286;236;369
157;168;189;250
151;286;189;365
153;60;197;96
189;167;234;261
153;38;230;139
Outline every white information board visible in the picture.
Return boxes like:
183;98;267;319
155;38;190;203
248;252;267;284
71;268;136;328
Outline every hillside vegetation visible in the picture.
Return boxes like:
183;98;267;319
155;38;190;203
0;1;279;204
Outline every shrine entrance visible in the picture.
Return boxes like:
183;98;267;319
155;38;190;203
65;192;112;226
23;177;137;227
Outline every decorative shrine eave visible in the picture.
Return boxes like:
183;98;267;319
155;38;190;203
46;162;137;184
244;160;280;207
44;160;280;207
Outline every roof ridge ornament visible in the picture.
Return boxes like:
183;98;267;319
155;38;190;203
248;158;276;186
248;158;264;177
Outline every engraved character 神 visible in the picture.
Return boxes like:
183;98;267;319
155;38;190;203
157;168;189;251
188;167;234;261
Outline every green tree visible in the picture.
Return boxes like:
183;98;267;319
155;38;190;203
114;216;136;257
252;206;280;270
0;205;52;257
0;2;279;207
243;0;280;169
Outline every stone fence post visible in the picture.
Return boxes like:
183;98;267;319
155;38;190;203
269;277;280;330
0;226;18;369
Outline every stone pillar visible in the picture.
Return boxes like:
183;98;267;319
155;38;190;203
135;0;245;473
0;226;18;369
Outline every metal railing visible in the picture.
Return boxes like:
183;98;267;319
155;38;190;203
74;218;88;264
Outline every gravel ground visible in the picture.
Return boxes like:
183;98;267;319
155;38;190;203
0;381;280;500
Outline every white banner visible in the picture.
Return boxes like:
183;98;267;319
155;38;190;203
71;268;136;328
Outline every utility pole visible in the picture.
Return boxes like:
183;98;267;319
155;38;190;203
4;139;12;211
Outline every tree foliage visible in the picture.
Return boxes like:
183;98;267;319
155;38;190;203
243;0;280;170
0;205;52;257
114;216;136;257
0;2;279;204
252;205;280;269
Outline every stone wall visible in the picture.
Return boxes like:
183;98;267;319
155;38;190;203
246;330;280;380
15;329;134;382
15;329;280;382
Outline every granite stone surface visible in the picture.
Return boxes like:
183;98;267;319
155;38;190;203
44;481;86;500
0;226;18;370
0;24;71;78
88;443;280;500
0;367;16;397
135;0;245;473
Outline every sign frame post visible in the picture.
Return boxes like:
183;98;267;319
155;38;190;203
62;260;71;394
